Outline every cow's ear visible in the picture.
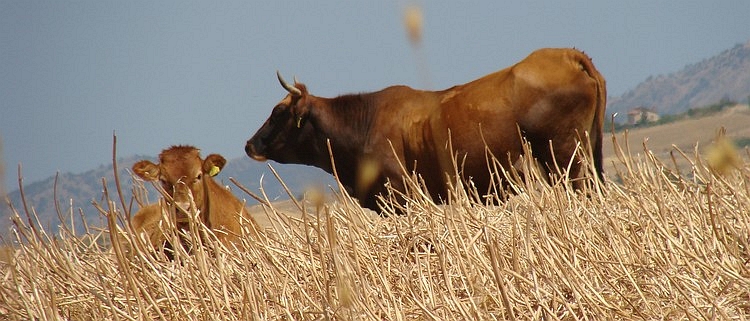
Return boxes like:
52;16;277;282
293;84;311;128
133;160;160;181
203;154;227;177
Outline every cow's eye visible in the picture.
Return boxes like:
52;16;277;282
196;173;203;181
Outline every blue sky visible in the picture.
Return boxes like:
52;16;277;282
1;1;749;190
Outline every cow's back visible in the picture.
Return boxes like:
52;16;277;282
360;86;450;202
510;48;606;182
432;48;605;194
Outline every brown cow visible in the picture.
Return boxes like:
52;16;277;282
245;48;606;212
131;145;259;250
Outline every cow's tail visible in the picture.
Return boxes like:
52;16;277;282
577;51;606;182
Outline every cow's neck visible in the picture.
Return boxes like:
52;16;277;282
313;94;376;189
199;176;213;228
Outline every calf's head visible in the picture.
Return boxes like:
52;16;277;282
133;146;225;212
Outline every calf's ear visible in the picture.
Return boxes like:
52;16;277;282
203;154;227;177
133;160;160;181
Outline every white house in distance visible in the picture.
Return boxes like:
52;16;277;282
627;107;661;125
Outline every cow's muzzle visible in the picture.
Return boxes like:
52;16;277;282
245;140;267;161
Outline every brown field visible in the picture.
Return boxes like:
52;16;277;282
1;131;749;320
603;104;750;176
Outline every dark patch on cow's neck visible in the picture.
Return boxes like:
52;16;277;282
311;93;378;190
331;93;376;130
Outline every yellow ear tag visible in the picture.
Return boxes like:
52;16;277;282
209;165;221;177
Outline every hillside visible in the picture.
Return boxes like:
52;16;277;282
607;40;750;120
603;104;750;176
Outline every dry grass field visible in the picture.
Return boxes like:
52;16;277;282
4;4;750;318
1;131;749;320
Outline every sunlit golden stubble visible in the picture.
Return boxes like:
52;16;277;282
403;3;432;89
403;4;423;46
706;134;741;176
305;186;326;209
356;157;381;199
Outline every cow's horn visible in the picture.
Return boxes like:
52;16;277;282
277;71;302;96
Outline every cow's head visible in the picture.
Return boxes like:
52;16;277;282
245;72;325;166
133;146;226;212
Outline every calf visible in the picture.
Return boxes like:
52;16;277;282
131;145;259;250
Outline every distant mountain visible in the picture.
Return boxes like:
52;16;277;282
607;41;750;121
1;155;335;237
